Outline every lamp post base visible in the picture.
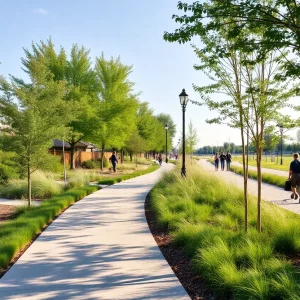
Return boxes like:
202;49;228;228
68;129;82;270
181;166;186;177
280;158;283;165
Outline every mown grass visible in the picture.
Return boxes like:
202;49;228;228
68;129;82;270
0;185;98;271
149;165;300;299
230;165;286;188
232;155;291;171
98;163;159;185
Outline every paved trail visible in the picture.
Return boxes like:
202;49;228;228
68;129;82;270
0;164;189;300
199;160;300;215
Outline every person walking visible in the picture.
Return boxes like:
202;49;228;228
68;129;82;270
109;151;118;172
220;151;226;171
158;154;163;167
214;152;219;171
226;151;232;171
289;153;300;200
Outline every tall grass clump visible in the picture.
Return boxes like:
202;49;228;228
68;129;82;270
0;171;63;199
150;164;300;299
0;185;98;271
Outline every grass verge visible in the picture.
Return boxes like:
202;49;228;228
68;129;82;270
0;185;98;274
98;163;159;185
149;165;300;299
230;165;287;188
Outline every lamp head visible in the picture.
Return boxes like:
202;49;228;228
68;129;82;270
165;123;169;130
179;89;188;106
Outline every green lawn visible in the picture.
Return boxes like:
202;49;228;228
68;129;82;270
150;164;300;299
232;155;291;171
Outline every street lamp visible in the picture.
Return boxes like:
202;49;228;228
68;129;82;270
178;138;181;160
179;88;189;176
165;123;169;163
277;124;284;165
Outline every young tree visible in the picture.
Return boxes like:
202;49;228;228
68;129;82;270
0;69;69;206
164;3;297;232
186;120;199;164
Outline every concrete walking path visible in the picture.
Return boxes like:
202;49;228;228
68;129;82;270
0;164;189;300
231;161;288;177
199;160;300;215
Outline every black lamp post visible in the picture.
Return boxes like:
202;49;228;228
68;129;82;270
178;138;181;160
165;123;169;163
278;124;284;165
179;88;188;176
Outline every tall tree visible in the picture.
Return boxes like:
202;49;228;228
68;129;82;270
21;40;99;168
94;54;138;169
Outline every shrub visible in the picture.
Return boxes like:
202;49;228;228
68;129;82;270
0;151;20;183
81;159;98;169
66;170;90;188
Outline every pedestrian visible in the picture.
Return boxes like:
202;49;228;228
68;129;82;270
214;152;219;171
158;154;163;166
289;153;300;200
226;151;232;171
109;151;118;172
220;151;226;171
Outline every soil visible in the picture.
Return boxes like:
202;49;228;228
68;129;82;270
0;204;16;223
145;194;214;300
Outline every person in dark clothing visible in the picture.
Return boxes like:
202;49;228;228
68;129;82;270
158;154;163;166
220;152;226;171
226;151;232;171
214;152;219;171
289;153;300;200
109;151;118;172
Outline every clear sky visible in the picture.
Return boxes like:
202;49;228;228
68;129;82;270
0;0;293;148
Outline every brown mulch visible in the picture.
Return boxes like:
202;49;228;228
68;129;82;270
145;194;214;300
0;204;16;223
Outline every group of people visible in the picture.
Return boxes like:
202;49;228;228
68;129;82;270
213;151;232;171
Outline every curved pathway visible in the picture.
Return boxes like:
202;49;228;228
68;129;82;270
199;160;300;215
0;164;189;300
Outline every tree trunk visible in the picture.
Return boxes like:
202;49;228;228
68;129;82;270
101;144;105;170
136;154;138;167
70;142;75;169
257;145;262;232
27;163;31;207
121;148;124;164
130;152;133;161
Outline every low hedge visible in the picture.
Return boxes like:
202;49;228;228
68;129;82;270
98;164;159;185
0;185;98;271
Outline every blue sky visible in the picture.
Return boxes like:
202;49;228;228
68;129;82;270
0;0;256;148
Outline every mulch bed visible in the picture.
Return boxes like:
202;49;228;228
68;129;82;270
145;194;214;300
0;204;16;224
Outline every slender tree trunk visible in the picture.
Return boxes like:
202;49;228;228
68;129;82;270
101;144;105;170
257;145;262;232
136;154;138;167
27;163;31;207
70;142;75;169
121;148;124;164
130;152;133;161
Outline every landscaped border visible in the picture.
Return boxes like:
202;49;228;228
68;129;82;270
98;163;159;185
0;185;99;278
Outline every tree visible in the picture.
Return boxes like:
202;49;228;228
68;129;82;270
21;40;99;169
157;113;176;150
164;2;297;232
0;69;69;206
126;131;147;166
186;120;199;164
94;53;138;169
